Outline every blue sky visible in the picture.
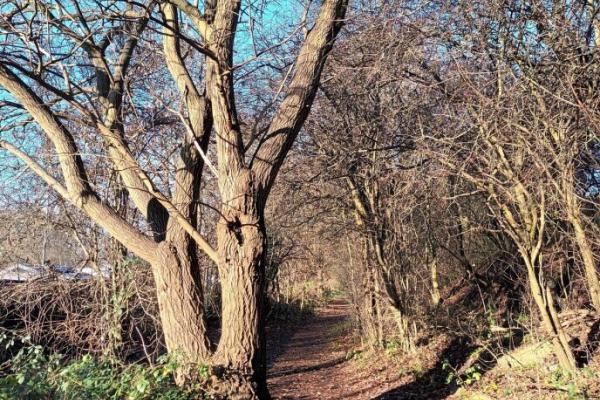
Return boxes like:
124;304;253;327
0;0;307;206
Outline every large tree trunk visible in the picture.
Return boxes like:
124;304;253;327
153;242;210;380
214;168;269;399
0;0;348;398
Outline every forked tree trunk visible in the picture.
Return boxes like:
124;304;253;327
388;305;415;353
523;254;576;372
0;1;347;398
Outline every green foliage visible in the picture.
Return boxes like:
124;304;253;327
0;334;206;400
442;359;482;387
411;360;425;378
267;299;315;322
515;312;530;327
546;368;585;399
345;349;363;361
103;265;136;357
384;340;399;358
484;305;497;329
462;365;483;386
382;337;414;359
322;288;345;300
327;320;352;339
120;256;146;268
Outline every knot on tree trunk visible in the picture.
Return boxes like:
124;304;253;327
207;365;263;400
227;217;244;245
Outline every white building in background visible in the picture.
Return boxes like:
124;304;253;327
0;263;111;282
0;264;48;282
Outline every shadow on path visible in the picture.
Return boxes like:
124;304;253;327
374;329;525;400
373;336;476;400
267;299;352;399
269;357;346;378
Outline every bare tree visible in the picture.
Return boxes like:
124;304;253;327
0;0;348;395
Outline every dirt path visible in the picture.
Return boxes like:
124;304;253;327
267;299;403;399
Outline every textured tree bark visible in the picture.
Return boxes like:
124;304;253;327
523;257;576;372
153;242;211;380
430;257;441;307
0;0;348;397
509;186;577;372
214;168;268;399
564;183;600;311
347;175;415;350
373;269;385;346
362;262;380;347
571;216;600;311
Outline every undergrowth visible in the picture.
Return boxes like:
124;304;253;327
0;334;208;400
267;298;316;322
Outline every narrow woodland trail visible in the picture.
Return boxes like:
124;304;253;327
268;299;403;399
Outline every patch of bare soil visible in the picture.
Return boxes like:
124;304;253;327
267;298;409;399
267;300;600;399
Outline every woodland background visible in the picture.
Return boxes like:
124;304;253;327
1;0;600;399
